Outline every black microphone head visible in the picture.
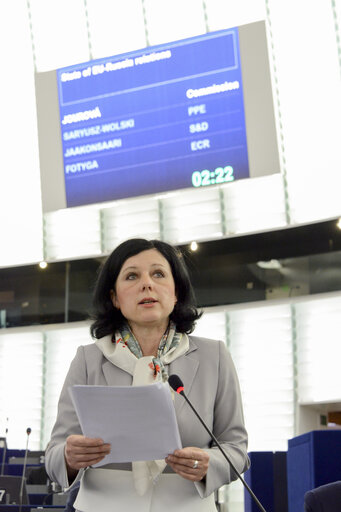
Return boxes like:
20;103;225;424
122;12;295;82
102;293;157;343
168;374;184;394
26;428;31;435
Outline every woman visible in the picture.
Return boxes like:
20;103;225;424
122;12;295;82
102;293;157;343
45;238;249;511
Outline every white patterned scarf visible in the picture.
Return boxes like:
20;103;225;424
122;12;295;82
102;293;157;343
95;321;189;496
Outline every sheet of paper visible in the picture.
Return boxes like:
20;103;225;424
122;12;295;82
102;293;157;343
69;382;182;465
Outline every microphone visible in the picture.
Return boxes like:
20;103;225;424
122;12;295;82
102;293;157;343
1;418;9;476
168;374;267;512
19;427;31;512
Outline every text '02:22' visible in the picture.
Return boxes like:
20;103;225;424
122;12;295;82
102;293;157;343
191;166;234;188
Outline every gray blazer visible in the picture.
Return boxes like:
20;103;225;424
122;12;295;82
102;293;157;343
45;335;250;498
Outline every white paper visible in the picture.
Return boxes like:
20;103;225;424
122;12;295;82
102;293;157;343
69;382;182;465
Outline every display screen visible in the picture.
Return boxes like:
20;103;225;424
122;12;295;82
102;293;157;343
36;21;280;213
56;27;249;207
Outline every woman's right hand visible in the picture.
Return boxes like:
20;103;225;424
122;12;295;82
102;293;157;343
65;435;111;475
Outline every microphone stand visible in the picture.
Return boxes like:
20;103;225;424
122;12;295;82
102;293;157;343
181;393;266;512
19;427;31;512
168;374;267;512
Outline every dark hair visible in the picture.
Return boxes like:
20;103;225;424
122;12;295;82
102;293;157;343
90;238;202;338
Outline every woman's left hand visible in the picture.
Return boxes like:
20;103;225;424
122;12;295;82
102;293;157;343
165;447;209;482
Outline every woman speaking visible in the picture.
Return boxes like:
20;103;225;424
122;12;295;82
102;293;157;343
45;238;249;511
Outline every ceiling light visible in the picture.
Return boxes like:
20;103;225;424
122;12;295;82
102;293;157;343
257;259;282;270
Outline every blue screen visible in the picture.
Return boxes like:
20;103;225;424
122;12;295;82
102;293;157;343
57;27;249;207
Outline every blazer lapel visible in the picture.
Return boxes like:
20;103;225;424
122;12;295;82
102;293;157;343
169;338;199;417
102;359;133;386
